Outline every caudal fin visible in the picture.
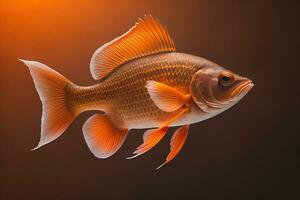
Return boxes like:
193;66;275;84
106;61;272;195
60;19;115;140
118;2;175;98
20;59;76;149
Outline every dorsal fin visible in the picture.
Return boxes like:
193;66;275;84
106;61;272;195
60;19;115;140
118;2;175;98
89;15;176;80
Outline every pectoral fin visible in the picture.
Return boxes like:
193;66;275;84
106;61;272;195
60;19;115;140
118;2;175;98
157;124;189;169
83;114;128;158
146;80;191;112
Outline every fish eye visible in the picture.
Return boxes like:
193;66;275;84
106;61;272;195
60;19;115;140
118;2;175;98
219;71;234;87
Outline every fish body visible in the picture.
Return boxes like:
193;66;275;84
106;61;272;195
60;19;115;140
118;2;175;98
66;52;213;129
21;16;253;168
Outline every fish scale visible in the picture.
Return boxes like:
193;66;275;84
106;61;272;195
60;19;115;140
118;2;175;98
66;52;202;128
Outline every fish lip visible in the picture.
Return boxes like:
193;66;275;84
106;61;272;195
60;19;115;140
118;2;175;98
231;79;254;98
239;82;254;97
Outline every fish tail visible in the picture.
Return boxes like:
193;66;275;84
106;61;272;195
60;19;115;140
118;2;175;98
20;59;77;150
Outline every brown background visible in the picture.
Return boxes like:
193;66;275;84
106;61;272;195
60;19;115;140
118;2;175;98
0;1;299;199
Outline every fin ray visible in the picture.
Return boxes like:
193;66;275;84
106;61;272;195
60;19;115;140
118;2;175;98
157;125;189;169
90;15;176;80
146;80;191;112
126;127;168;159
20;59;76;149
83;114;128;158
127;107;190;159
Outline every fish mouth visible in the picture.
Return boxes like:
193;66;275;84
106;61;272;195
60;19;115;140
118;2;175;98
231;79;254;99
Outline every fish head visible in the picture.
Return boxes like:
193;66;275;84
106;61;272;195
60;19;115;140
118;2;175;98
190;65;254;113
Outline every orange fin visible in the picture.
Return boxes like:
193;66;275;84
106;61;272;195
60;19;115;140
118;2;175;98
127;107;190;160
83;114;128;158
126;127;168;159
90;15;176;80
157;125;189;169
146;80;191;112
20;59;76;150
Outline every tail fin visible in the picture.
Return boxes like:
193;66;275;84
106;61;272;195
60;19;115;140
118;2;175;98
20;59;76;149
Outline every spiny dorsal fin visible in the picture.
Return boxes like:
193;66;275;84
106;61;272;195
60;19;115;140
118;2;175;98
90;15;176;80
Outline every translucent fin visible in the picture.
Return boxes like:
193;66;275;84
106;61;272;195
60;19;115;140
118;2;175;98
90;15;176;80
83;114;128;158
126;127;168;159
20;59;76;149
157;125;189;169
146;80;191;112
127;107;190;161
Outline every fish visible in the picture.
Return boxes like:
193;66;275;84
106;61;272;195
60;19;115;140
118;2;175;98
20;15;254;169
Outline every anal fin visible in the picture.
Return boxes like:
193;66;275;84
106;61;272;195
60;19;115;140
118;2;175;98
83;114;128;158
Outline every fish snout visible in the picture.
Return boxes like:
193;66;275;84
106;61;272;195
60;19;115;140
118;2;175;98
231;78;254;99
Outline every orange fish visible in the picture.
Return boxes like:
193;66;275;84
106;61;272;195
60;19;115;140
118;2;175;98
20;15;253;169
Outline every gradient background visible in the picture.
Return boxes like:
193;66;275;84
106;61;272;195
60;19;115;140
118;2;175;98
0;1;299;199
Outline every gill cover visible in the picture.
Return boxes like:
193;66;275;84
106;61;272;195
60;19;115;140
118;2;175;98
190;67;225;112
190;67;253;113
